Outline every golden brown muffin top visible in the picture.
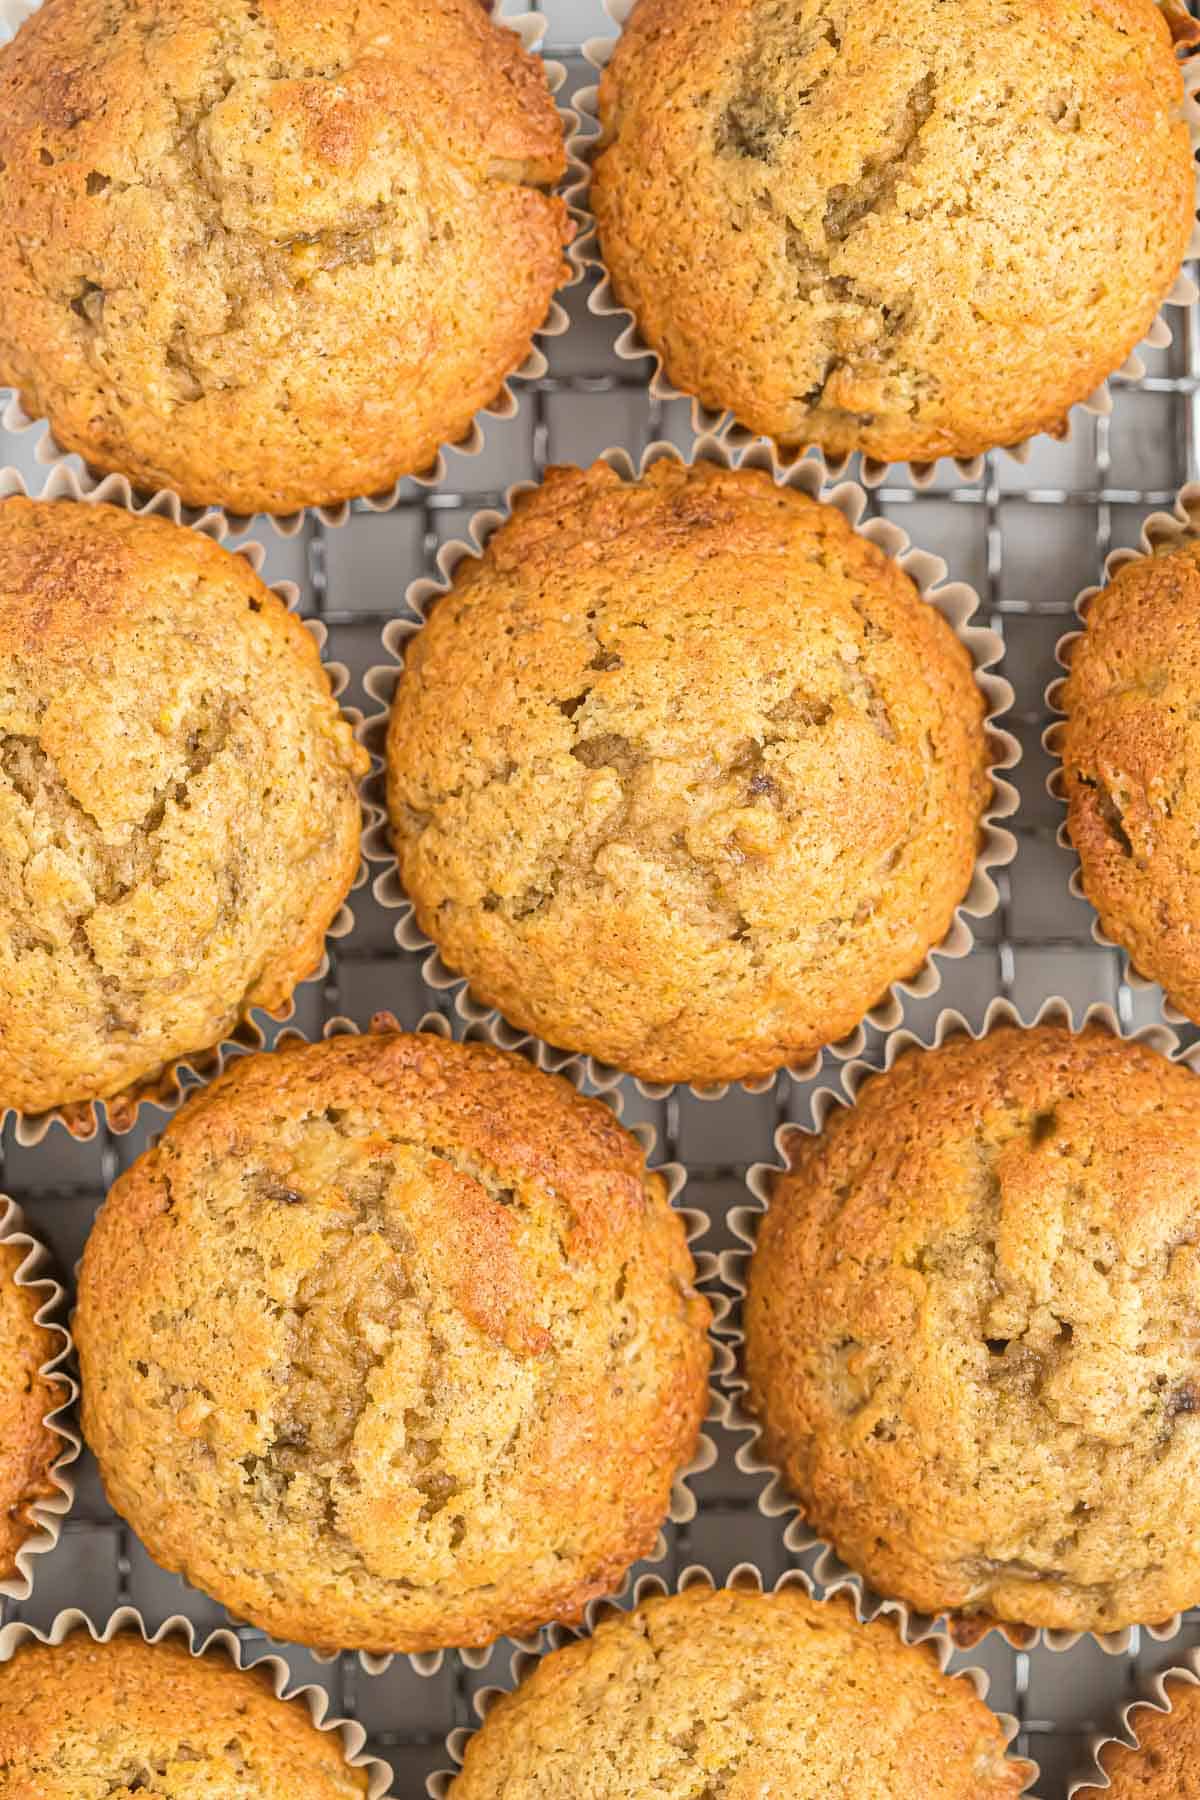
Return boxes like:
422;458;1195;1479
1060;538;1200;1024
592;0;1193;466
0;1632;369;1798
0;499;366;1118
744;1023;1200;1636
452;1584;1026;1799
1083;1677;1200;1796
0;0;568;514
76;1030;711;1654
386;459;990;1086
0;1238;61;1582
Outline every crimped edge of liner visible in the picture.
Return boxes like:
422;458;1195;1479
0;5;577;539
563;0;1200;492
0;1194;79;1602
1068;1649;1200;1795
0;461;368;1144
358;431;1019;1101
718;992;1195;1657
1043;479;1200;1028
422;1559;1040;1798
98;1007;721;1681
0;1605;394;1797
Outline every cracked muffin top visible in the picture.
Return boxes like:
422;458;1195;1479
1058;538;1200;1027
75;1028;711;1654
0;1234;62;1584
451;1583;1027;1799
0;498;366;1119
744;1022;1200;1638
1081;1675;1200;1796
0;0;569;515
0;1631;370;1798
591;0;1195;467
385;458;991;1086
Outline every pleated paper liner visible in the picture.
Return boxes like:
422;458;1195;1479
0;1195;79;1604
0;3;577;540
564;0;1200;491
359;432;1019;1102
0;462;368;1146
1068;1651;1200;1796
424;1561;1040;1799
720;994;1196;1657
1045;479;1200;1028
141;1008;722;1681
0;1606;394;1797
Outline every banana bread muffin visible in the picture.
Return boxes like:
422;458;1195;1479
591;0;1194;466
1081;1677;1200;1797
0;0;569;515
0;1236;62;1583
1058;538;1200;1023
0;499;366;1118
743;1023;1200;1637
75;1029;711;1654
0;1630;369;1797
451;1583;1027;1798
385;458;991;1086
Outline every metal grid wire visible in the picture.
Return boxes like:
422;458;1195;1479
3;5;1200;1791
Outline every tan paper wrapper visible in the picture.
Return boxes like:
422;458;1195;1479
564;1;1200;491
719;994;1195;1656
0;1195;78;1603
360;433;1019;1100
1045;480;1200;1026
0;1606;394;1796
424;1560;1040;1798
1068;1652;1200;1795
0;463;367;1146
0;4;576;539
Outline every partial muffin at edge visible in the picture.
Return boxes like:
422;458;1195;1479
1082;1677;1200;1797
0;1237;62;1583
0;497;367;1117
75;1029;712;1654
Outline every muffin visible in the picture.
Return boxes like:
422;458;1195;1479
0;499;366;1119
385;458;991;1086
0;1630;370;1797
0;1234;62;1584
451;1583;1026;1798
743;1022;1200;1637
590;0;1195;466
1082;1677;1200;1797
75;1028;711;1654
0;0;569;515
1058;537;1200;1023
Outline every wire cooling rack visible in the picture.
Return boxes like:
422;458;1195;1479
3;3;1200;1792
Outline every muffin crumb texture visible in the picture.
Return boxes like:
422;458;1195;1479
75;1030;711;1653
452;1585;1026;1798
745;1024;1200;1635
0;499;367;1118
0;1632;369;1797
0;0;569;513
592;0;1194;464
1061;538;1200;1024
1084;1677;1200;1796
0;1237;60;1582
386;459;990;1085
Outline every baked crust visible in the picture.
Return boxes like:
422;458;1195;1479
1085;1678;1200;1796
0;1239;60;1583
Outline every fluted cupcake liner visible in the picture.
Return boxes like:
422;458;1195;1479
564;0;1200;491
0;1195;79;1603
89;1007;721;1681
0;1606;394;1796
1067;1650;1200;1795
1044;479;1200;1026
0;4;576;539
0;463;369;1145
424;1559;1040;1798
719;993;1197;1657
360;432;1019;1101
